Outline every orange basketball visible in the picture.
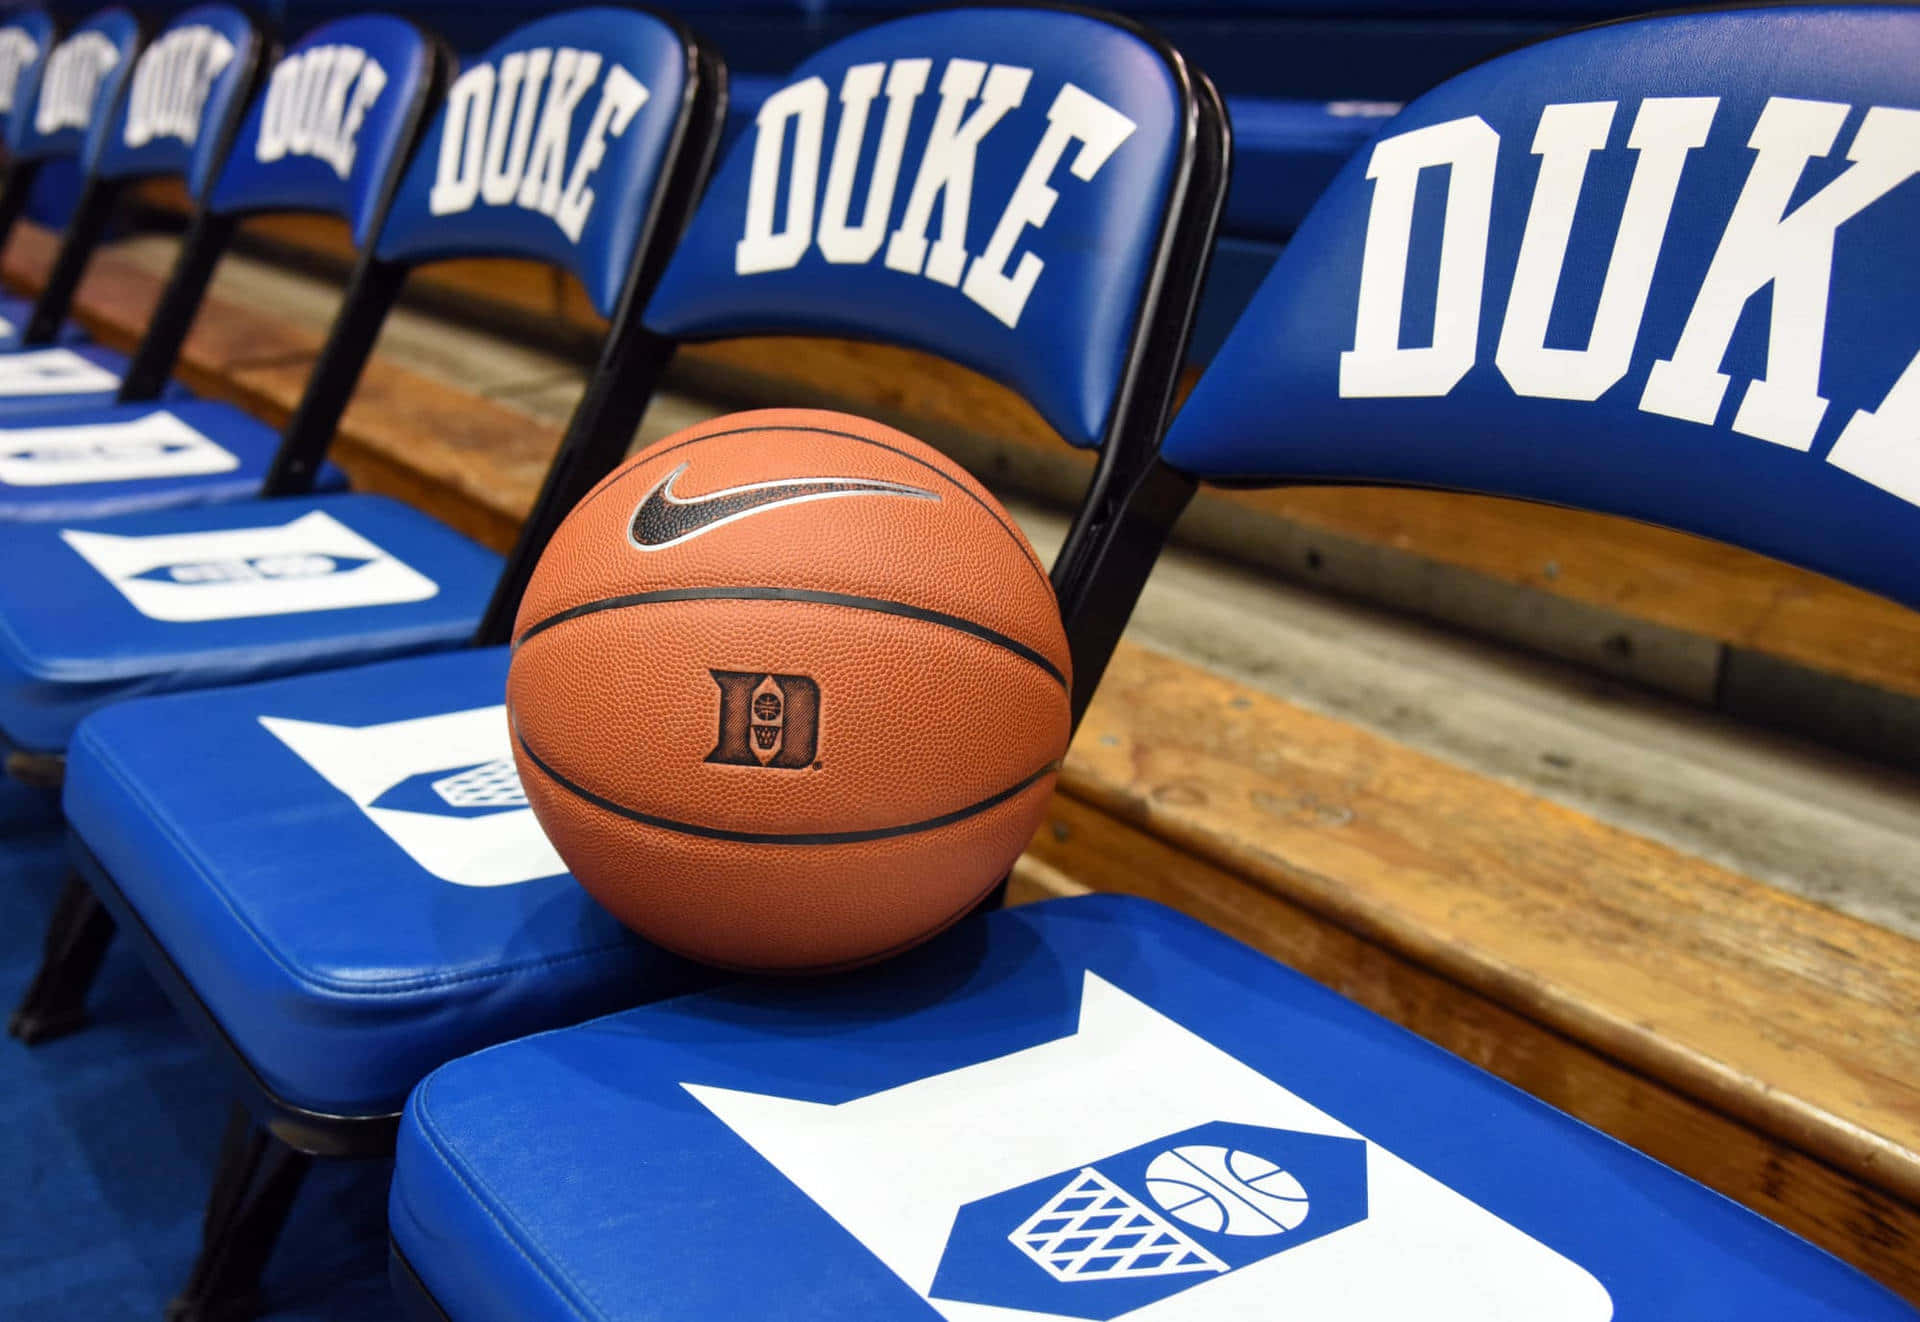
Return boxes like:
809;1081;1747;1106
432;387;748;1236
507;408;1071;973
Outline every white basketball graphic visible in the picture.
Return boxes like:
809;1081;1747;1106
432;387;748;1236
1144;1145;1310;1236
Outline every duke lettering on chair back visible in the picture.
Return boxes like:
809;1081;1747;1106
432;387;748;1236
644;7;1219;454
376;7;703;320
7;9;137;162
1165;6;1920;612
206;15;441;247
87;6;261;201
0;10;54;131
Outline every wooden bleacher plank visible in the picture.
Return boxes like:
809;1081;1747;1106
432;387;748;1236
1063;642;1920;1202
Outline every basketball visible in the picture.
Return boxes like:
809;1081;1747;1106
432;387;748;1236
506;408;1071;972
1144;1146;1312;1236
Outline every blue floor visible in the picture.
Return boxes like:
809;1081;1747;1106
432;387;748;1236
0;822;397;1319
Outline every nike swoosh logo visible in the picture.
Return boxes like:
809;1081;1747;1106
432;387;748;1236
629;462;940;549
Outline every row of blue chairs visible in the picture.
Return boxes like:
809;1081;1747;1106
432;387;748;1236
0;3;1914;1321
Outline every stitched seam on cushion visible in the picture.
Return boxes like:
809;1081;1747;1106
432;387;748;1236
410;1076;619;1322
77;722;640;996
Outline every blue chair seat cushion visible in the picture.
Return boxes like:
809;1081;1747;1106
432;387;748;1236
0;344;188;417
63;646;710;1117
0;400;346;522
0;492;502;752
393;896;1915;1322
0;293;89;352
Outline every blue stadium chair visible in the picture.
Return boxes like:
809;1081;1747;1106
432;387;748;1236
39;4;1224;1316
388;6;1920;1320
0;8;65;339
12;9;725;1319
0;7;142;363
0;6;266;365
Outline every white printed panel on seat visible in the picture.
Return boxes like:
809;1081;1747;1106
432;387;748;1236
0;348;121;397
0;314;13;337
259;705;565;887
688;973;1614;1322
0;410;241;486
59;509;439;622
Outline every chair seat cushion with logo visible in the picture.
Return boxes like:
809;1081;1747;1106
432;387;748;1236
391;894;1915;1322
0;400;346;523
0;343;189;418
0;294;89;353
0;492;500;753
62;645;711;1116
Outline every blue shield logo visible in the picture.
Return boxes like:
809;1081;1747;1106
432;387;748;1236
930;1121;1368;1319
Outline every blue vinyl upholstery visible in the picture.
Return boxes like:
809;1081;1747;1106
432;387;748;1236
0;343;188;415
205;14;437;247
63;647;710;1115
1163;5;1920;613
5;8;138;165
0;292;86;352
44;3;722;1141
0;492;499;753
376;7;695;318
85;4;263;201
392;896;1917;1322
0;400;344;523
0;10;57;147
645;8;1189;449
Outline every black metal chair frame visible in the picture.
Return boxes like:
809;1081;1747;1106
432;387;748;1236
14;16;728;1321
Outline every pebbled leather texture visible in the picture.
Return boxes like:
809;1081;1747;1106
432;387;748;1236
508;408;1070;972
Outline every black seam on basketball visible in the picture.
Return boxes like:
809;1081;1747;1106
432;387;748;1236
516;729;1060;846
514;585;1068;689
567;421;1052;591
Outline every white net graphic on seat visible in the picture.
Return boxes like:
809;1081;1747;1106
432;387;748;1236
1009;1167;1227;1283
431;758;527;810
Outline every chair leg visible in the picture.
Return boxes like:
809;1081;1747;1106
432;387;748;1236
9;871;117;1044
166;1103;314;1322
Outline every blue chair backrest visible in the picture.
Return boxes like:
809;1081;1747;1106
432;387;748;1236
376;7;700;319
205;14;441;248
1164;4;1920;613
0;9;56;142
6;7;139;164
85;5;264;202
643;6;1212;451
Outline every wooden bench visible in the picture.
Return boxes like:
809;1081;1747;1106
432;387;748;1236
7;218;1917;1299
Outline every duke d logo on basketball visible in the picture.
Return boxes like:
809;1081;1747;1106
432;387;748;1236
709;671;820;768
